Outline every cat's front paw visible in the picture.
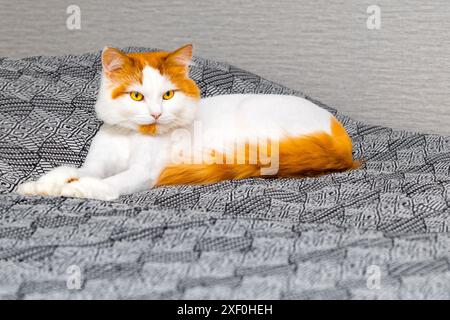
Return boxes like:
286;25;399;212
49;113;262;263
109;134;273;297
60;177;119;201
16;181;46;196
16;166;79;196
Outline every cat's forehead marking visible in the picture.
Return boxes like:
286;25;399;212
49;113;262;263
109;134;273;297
142;66;167;86
141;66;173;93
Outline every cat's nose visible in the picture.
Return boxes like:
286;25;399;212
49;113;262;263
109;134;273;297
151;112;161;120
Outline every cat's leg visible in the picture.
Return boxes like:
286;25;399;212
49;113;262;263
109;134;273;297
60;176;120;201
60;164;157;201
16;128;117;197
15;161;107;197
15;151;107;197
16;166;80;196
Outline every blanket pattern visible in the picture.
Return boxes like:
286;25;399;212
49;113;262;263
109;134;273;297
0;48;449;299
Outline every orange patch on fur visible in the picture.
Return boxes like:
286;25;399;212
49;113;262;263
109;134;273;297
139;123;157;135
66;177;79;183
110;84;127;99
156;117;361;186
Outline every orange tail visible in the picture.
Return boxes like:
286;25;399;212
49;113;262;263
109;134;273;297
156;117;361;186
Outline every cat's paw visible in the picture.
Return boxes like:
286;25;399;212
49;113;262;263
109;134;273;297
16;166;79;196
16;181;44;196
60;177;119;201
16;180;63;196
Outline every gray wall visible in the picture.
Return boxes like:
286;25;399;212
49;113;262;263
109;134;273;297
1;0;449;134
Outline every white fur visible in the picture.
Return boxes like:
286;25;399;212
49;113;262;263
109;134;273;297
16;65;334;201
61;177;119;201
193;94;332;155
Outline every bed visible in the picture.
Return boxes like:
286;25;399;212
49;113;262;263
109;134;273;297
0;48;449;299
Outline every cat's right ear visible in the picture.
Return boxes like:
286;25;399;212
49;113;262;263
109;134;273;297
101;47;130;74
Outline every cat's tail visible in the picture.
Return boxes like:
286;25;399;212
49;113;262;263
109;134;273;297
156;117;361;186
274;117;361;177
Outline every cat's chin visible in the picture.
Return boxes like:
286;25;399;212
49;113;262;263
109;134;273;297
150;124;173;135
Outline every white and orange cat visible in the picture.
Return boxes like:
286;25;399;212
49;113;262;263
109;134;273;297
17;44;360;201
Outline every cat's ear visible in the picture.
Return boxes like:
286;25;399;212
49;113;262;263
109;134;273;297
165;44;193;73
101;47;130;73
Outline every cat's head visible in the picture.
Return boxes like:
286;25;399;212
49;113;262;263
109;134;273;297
95;44;200;135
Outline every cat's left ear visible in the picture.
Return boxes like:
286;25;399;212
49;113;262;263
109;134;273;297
165;44;193;73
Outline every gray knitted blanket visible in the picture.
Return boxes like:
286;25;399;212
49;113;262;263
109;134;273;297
0;48;449;300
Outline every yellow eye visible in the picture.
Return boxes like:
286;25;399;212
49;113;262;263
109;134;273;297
162;90;175;100
130;91;144;101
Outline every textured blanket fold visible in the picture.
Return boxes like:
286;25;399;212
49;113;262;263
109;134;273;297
0;48;448;299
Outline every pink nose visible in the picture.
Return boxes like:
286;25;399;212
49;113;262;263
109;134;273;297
151;112;161;120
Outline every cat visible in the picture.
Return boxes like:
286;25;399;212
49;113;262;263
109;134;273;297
16;44;360;201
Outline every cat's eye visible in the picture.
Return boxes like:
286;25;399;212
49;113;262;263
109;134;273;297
130;91;144;101
162;90;175;100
